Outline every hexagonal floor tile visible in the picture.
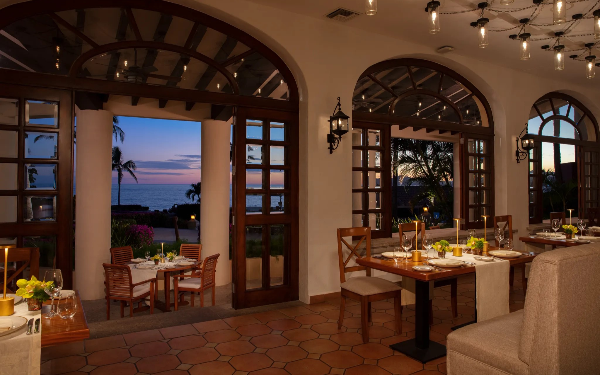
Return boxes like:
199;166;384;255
251;310;290;323
223;315;261;328
281;328;318;342
42;355;86;374
299;338;339;354
129;341;171;358
123;330;164;346
277;306;313;317
249;368;290;375
352;343;393;360
236;324;272;337
320;309;351;321
159;324;199;339
215;340;255;356
311;322;342;335
89;362;137;375
203;329;241;343
266;345;308;362
177;347;219;365
378;354;424;375
345;364;392;375
192;319;231;333
320;350;363;369
135;354;180;374
293;314;327;325
285;358;330;375
168;335;207;350
189;361;234;375
250;334;289;349
86;348;130;366
358;325;395;339
229;353;273;372
329;332;364;346
266;319;301;331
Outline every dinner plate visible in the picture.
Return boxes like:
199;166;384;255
576;240;591;244
428;259;464;268
0;316;28;338
178;261;194;266
381;252;411;259
130;258;145;263
412;265;434;272
473;256;494;262
577;236;598;240
488;250;522;258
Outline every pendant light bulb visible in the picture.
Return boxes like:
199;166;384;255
520;33;531;60
55;59;60;70
366;0;377;16
553;0;566;24
124;60;128;67
234;72;238;78
554;45;565;71
594;10;600;40
418;101;422;108
217;83;220;89
56;45;60;54
362;94;365;100
586;55;596;79
477;18;489;48
116;71;120;78
427;1;441;34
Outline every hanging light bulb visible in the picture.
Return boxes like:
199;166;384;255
466;109;470;115
417;110;420;117
55;58;60;70
217;83;220;89
124;60;128;67
443;105;446;110
427;1;441;34
183;64;187;72
520;33;531;60
56;45;60;55
234;72;238;78
438;115;441;120
418;101;422;108
362;94;365;100
280;79;284;84
553;0;566;24
554;45;565;71
365;0;377;16
477;18;489;48
116;71;120;78
594;10;600;40
586;55;596;79
369;108;372;113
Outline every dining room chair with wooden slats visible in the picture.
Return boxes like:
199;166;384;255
494;214;527;292
179;244;202;260
0;247;40;293
337;227;402;344
110;246;134;265
399;222;458;320
173;254;219;309
549;211;566;226
102;263;156;320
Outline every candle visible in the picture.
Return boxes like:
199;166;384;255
161;243;164;254
482;215;489;242
414;221;419;250
3;248;7;299
454;219;460;249
568;209;574;225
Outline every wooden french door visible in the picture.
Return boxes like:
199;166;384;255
0;84;74;287
232;107;298;309
528;140;543;224
579;146;600;217
461;133;494;229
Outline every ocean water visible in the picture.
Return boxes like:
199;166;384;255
107;184;283;211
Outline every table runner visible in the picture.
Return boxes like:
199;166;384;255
0;299;41;375
444;252;510;322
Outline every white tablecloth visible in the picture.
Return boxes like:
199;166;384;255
129;261;195;290
0;299;41;375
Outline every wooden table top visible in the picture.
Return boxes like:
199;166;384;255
357;251;536;282
41;291;89;347
519;236;584;247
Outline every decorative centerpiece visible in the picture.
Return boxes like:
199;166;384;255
16;276;53;311
433;240;452;258
151;254;160;265
166;252;176;262
468;237;485;255
562;224;578;239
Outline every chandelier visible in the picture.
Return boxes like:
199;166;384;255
365;0;600;79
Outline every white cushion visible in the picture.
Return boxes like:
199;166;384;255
178;278;203;289
133;284;150;298
341;276;401;296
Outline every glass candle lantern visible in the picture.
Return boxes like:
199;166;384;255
554;45;565;71
586;56;596;79
553;0;566;24
520;33;531;61
428;1;441;34
478;18;489;48
365;0;377;16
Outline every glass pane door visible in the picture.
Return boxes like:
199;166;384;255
232;107;298;309
581;148;600;217
461;134;494;229
528;140;543;224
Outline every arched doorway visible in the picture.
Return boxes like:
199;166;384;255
0;0;299;308
526;93;599;224
352;59;494;235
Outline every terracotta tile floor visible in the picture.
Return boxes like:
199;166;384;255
41;273;527;375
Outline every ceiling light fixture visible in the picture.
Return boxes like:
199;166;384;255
554;45;565;71
585;43;596;79
426;1;441;34
553;0;566;24
520;33;531;61
366;0;377;16
477;18;489;48
594;10;600;40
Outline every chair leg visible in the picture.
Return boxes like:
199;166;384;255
338;295;346;330
450;279;458;319
367;302;372;323
509;266;515;288
212;285;216;306
191;292;194;307
360;296;369;344
106;298;110;321
150;287;154;315
129;300;134;317
394;293;402;334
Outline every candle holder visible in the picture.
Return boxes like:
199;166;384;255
568;209;574;225
482;242;489;256
482;215;490;242
411;250;422;262
0;248;14;316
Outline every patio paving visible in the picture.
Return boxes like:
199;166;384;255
41;272;528;374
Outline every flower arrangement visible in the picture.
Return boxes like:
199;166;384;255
151;254;161;264
16;276;53;310
433;240;451;252
467;237;485;250
166;252;176;261
562;225;578;235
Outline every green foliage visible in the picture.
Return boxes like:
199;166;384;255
467;236;485;250
16;276;52;302
134;239;190;259
112;212;175;228
185;182;201;202
434;240;452;252
111;219;136;248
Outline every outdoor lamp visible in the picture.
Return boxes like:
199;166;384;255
328;97;350;154
191;214;196;220
516;124;534;163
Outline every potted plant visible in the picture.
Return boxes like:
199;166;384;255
433;240;452;258
151;254;160;265
467;237;485;255
166;252;176;262
16;276;53;311
562;225;578;239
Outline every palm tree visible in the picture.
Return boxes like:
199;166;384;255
113;116;125;143
185;182;201;202
112;146;137;206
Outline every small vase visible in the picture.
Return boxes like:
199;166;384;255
27;298;43;311
154;259;159;265
566;233;573;239
438;251;446;258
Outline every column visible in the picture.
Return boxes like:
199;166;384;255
75;109;113;300
201;119;231;286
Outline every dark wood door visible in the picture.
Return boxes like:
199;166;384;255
0;84;74;287
461;133;494;229
232;107;298;309
580;146;600;217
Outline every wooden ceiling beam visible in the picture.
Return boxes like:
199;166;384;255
211;105;233;121
158;99;167;108
125;8;143;41
222;49;255;67
50;13;99;48
259;72;282;98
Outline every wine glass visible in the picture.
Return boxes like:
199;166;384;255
552;219;561;237
495;228;504;247
58;293;76;319
145;251;150;261
402;235;412;263
43;269;63;318
578;219;586;237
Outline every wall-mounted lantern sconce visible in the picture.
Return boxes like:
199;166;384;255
328;97;349;154
516;124;535;163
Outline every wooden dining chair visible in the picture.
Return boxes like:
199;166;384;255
110;246;134;265
494;214;527;292
0;247;40;293
399;222;458;320
102;263;156;320
179;244;202;260
337;227;402;344
586;207;600;227
174;254;219;309
549;212;566;226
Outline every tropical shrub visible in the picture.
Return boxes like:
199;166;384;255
127;224;154;249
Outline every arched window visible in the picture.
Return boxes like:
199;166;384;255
527;93;599;223
353;59;494;235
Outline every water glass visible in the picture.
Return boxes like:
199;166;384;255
145;251;150;261
504;238;513;250
393;247;401;264
58;293;77;319
552;219;561;236
423;234;434;260
43;269;63;318
578;219;586;237
402;235;412;263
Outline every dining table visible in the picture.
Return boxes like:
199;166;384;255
41;290;89;347
356;249;535;363
519;235;593;252
128;259;201;312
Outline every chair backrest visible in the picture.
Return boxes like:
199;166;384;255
103;263;133;298
0;247;39;287
586;207;600;226
110;246;133;265
336;227;371;284
201;254;220;288
398;222;426;250
180;244;202;260
519;245;600;374
549;212;566;226
493;215;513;247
